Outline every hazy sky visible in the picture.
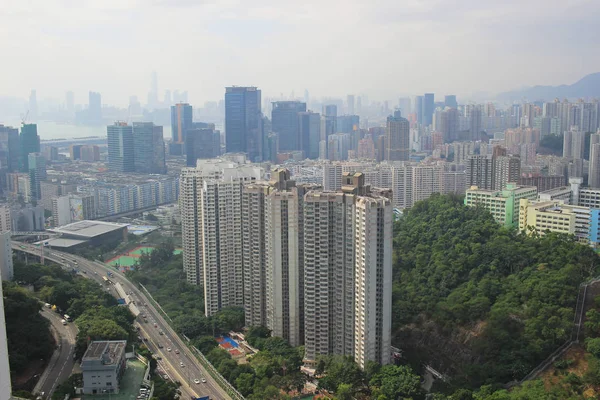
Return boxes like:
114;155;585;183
1;0;599;106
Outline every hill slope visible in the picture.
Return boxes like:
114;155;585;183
497;72;600;101
391;194;600;388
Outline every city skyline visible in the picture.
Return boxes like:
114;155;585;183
1;0;599;106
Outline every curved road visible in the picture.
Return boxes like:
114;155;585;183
13;242;232;400
35;309;77;398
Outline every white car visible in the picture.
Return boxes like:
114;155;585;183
201;378;206;383
167;347;172;352
179;362;184;367
193;379;200;384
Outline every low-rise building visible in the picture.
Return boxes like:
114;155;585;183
519;199;597;246
81;340;127;394
464;183;537;228
538;186;572;204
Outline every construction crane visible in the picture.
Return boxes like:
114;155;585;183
21;109;29;125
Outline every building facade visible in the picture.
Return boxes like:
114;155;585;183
225;87;262;161
107;123;134;173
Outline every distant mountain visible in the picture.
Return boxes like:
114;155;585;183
496;72;600;102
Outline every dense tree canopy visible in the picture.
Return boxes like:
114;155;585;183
392;194;600;388
3;281;54;380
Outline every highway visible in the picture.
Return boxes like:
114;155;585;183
35;308;77;398
13;242;231;400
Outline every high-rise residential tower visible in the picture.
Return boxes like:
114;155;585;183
385;110;410;161
271;101;307;151
180;157;263;315
132;122;166;174
107;122;134;172
303;173;392;368
225;86;262;161
589;133;600;188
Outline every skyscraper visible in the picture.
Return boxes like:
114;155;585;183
29;90;38;122
132;122;166;174
28;153;46;200
65;91;75;114
347;95;355;115
298;111;321;159
107;122;134;172
0;125;19;173
225;86;262;161
19;123;40;172
444;95;458;109
185;125;221;166
385;110;410;161
415;95;424;125
422;93;435;127
271;101;307;151
170;103;193;155
88;91;102;125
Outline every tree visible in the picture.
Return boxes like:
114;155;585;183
336;383;353;400
587;338;600;358
369;365;422;400
235;373;255;396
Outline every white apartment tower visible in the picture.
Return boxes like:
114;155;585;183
180;157;263;315
303;173;392;367
353;194;393;368
323;163;342;191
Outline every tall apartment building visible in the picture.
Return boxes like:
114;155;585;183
180;157;263;315
0;207;11;232
589;133;600;188
298;111;321;159
242;170;318;346
323;163;342;191
385;110;410;161
303;173;392;368
411;164;443;205
0;231;13;281
493;155;521;191
0;270;11;400
466;155;493;189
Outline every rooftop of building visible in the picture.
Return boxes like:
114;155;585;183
49;220;127;238
82;340;127;366
539;186;571;195
35;238;87;248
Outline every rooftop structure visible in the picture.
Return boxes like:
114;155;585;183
81;340;127;394
48;220;128;246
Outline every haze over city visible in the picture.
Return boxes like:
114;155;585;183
2;0;599;105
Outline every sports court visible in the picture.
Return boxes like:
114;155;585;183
107;246;182;270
